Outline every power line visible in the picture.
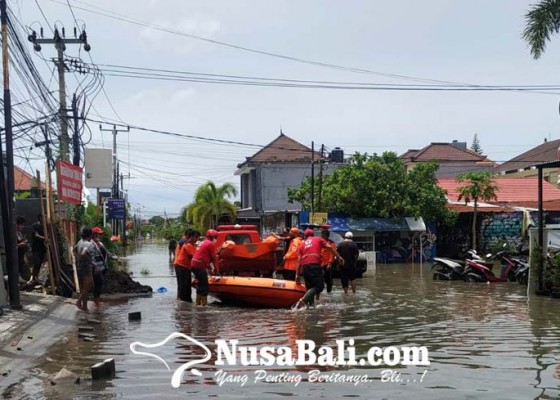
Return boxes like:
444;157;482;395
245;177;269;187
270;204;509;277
48;0;537;91
95;63;560;90
84;116;263;148
89;63;560;93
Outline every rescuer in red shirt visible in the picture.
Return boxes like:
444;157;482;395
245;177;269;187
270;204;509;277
295;228;343;308
191;229;219;306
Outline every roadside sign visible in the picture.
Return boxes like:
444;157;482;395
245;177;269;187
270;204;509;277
57;160;83;205
310;212;328;225
107;198;126;219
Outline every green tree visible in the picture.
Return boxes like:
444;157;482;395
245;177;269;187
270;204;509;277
185;181;238;231
456;171;498;251
523;0;560;59
470;133;483;155
149;216;165;227
288;152;453;224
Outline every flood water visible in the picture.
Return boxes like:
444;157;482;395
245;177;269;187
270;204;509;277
6;241;560;399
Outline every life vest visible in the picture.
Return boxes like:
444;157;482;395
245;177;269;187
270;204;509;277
283;237;302;271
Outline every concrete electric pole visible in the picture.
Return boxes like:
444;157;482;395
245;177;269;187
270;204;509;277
28;27;91;161
1;0;21;309
99;124;130;236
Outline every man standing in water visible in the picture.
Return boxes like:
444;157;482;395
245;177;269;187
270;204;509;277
30;214;46;283
337;231;360;294
175;230;199;302
91;227;119;306
191;229;219;306
319;229;336;297
295;228;343;308
168;238;177;262
281;227;302;280
74;228;96;312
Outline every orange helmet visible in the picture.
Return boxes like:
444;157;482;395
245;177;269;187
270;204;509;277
206;229;218;238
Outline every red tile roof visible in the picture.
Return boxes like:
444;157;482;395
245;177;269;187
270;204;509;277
238;133;319;167
495;139;560;173
437;177;560;204
14;166;45;191
400;142;492;163
446;203;513;213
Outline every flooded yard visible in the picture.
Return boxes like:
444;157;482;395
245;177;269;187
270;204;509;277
5;241;560;399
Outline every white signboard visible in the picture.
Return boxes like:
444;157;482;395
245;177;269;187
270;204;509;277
85;148;113;189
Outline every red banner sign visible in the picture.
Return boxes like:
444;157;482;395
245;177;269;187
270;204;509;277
57;160;83;204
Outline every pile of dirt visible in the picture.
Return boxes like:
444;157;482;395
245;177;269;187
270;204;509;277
101;270;152;295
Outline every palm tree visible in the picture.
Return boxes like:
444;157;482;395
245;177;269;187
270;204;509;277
523;0;560;59
456;171;498;251
185;181;238;230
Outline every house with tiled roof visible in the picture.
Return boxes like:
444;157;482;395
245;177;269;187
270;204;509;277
436;176;560;258
437;177;560;212
496;138;560;184
14;166;46;194
399;140;495;178
235;133;341;226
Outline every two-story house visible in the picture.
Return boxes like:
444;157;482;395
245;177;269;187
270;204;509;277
496;138;560;184
235;133;342;230
399;140;495;178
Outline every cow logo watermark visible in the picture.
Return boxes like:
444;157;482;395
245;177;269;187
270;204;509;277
130;333;212;388
130;334;430;388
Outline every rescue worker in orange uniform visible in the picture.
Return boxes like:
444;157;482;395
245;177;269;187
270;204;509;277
318;229;336;300
174;230;193;302
175;230;200;302
191;229;219;306
282;227;302;280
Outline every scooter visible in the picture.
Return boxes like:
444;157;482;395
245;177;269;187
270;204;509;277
495;252;527;282
463;252;507;283
514;262;529;286
431;250;485;281
431;258;465;280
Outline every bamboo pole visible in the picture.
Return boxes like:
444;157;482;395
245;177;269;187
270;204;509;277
36;169;56;295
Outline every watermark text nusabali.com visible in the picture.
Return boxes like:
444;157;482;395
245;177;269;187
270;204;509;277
130;333;430;388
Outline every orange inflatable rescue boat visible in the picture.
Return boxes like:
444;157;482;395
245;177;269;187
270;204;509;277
206;276;306;308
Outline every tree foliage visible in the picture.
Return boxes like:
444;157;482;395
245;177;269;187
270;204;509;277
185;181;238;231
470;133;483;155
456;171;498;251
288;152;454;224
523;0;560;59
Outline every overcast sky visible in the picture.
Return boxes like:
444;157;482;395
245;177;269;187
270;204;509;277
14;0;560;217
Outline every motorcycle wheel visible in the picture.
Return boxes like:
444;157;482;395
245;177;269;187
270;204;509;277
466;272;486;283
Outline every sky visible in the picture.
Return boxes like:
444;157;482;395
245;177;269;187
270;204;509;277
11;0;560;218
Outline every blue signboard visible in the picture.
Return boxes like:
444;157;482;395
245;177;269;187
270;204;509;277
107;198;126;219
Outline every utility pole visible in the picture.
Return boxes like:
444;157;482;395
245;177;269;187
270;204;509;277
28;26;91;161
310;141;315;216
1;0;21;309
99;124;129;236
72;93;80;166
317;144;324;212
121;172;127;248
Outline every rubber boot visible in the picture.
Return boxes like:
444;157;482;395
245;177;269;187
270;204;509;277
195;294;201;305
200;296;208;306
301;288;317;308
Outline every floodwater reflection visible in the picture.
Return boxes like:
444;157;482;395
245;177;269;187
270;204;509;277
7;242;560;399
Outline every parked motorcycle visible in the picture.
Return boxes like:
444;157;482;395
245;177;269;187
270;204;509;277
431;257;465;280
464;251;507;283
514;261;529;286
431;250;486;281
492;243;529;285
